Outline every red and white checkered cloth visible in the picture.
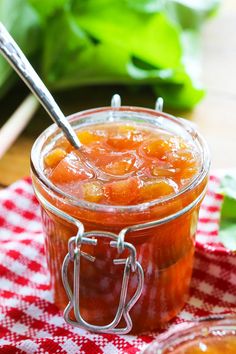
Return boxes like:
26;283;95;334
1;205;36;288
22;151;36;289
0;174;235;354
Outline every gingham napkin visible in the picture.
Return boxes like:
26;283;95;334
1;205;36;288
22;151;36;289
0;175;235;354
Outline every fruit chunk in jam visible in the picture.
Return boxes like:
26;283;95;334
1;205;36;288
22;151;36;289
44;122;199;204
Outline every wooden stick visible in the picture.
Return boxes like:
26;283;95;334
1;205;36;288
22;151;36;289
0;94;39;160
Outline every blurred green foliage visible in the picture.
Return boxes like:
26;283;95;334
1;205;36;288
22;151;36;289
0;0;220;109
219;175;236;252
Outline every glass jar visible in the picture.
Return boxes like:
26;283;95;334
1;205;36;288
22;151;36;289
30;103;210;334
142;316;236;353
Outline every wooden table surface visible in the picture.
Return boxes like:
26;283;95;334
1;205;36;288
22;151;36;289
0;0;236;188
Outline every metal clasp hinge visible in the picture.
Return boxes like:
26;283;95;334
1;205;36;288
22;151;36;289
61;231;144;334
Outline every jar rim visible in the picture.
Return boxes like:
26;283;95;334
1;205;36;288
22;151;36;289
30;105;210;213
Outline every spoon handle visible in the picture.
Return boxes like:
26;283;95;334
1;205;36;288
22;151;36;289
0;23;81;149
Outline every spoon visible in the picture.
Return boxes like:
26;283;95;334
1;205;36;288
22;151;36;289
0;23;131;181
0;22;81;150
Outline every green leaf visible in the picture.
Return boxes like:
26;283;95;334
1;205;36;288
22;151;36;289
0;0;221;109
76;7;182;68
42;8;183;89
219;221;236;252
219;175;236;251
0;0;40;96
126;0;164;13
219;175;236;201
154;74;204;110
165;0;220;30
28;0;68;18
219;175;236;220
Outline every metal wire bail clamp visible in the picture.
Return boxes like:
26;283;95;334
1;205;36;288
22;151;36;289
62;229;144;334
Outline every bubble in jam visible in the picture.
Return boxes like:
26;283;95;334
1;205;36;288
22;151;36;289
44;122;200;205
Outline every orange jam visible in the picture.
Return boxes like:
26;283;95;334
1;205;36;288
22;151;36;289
171;336;236;353
44;123;200;204
31;108;209;333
